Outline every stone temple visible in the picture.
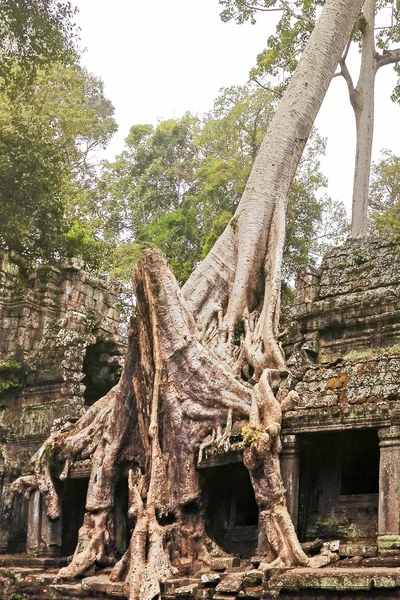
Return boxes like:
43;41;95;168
3;238;400;598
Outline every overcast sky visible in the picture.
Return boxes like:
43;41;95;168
76;0;400;217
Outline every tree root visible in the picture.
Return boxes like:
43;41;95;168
243;370;309;567
57;510;115;580
12;247;307;591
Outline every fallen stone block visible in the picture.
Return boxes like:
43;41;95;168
243;571;262;588
339;542;377;558
210;557;240;571
216;573;244;593
175;582;200;598
201;572;221;585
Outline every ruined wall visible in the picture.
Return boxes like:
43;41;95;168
278;238;400;551
0;254;126;552
283;238;400;365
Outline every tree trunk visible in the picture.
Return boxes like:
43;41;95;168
350;0;377;238
184;0;366;366
12;0;365;598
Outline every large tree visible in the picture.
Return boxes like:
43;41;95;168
0;63;116;266
0;0;78;87
219;0;400;237
12;1;364;599
369;149;400;234
95;85;346;286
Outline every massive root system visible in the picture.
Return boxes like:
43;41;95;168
12;245;308;599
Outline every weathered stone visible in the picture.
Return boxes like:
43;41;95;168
194;588;214;600
175;583;200;597
201;572;221;585
283;238;400;363
215;573;244;593
0;251;125;554
240;586;262;598
339;542;378;557
242;571;262;588
210;557;240;571
301;539;323;555
162;579;199;593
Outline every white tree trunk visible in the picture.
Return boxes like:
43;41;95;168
351;0;376;238
184;0;366;342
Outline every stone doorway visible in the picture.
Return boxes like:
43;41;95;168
61;479;88;556
298;429;379;542
201;462;258;558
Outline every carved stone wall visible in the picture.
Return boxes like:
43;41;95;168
0;254;126;553
283;238;400;364
278;238;400;553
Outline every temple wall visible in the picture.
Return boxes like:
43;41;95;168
277;238;400;555
0;254;126;553
283;238;400;364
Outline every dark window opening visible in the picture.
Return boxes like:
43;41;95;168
61;479;88;556
298;429;379;542
201;462;258;558
6;494;29;553
82;340;122;406
340;429;379;495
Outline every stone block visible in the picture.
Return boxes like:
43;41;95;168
162;579;198;593
201;573;221;585
240;586;262;598
378;535;400;555
339;543;377;557
210;557;240;571
216;573;244;593
175;583;200;597
242;571;263;588
194;589;213;600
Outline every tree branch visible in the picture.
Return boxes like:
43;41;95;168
252;77;284;98
243;2;284;12
376;48;400;69
242;1;315;25
339;56;358;110
280;0;315;26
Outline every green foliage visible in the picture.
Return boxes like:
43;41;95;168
0;360;22;371
0;361;25;396
0;379;20;394
241;424;265;446
0;63;116;267
84;309;100;333
0;0;78;88
369;150;400;238
95;83;346;286
218;1;400;100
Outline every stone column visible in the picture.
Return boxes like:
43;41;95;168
280;434;300;531
378;426;400;555
27;489;42;554
0;476;13;553
27;490;62;556
40;497;62;556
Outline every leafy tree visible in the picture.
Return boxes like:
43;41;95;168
96;84;347;285
0;64;117;265
0;0;78;87
218;0;400;237
369;150;400;236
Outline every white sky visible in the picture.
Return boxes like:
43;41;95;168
76;0;400;217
